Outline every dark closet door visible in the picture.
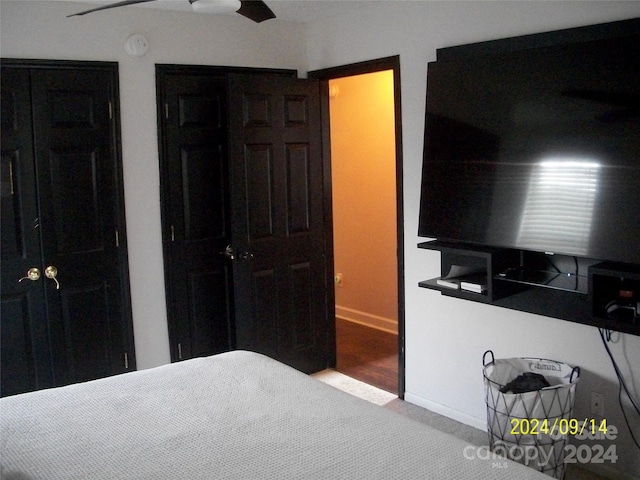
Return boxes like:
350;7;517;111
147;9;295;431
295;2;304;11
1;63;134;396
1;68;53;395
228;74;328;373
158;72;233;361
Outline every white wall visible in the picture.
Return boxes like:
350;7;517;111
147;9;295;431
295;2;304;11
306;2;640;478
1;1;307;370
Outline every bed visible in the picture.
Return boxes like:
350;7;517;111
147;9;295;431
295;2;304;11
1;350;548;479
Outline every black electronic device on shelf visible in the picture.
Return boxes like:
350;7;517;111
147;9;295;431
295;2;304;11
417;18;640;336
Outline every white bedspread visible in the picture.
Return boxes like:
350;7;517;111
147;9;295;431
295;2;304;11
1;350;547;479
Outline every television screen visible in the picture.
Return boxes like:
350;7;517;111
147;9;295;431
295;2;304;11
419;30;640;265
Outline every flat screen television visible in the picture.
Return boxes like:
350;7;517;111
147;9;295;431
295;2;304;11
419;19;640;266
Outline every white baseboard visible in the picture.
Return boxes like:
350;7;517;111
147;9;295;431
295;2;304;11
335;305;397;334
403;391;487;432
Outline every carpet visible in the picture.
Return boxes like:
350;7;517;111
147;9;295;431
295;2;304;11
311;370;605;480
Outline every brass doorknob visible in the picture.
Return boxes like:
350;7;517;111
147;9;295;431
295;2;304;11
45;266;60;290
19;267;41;283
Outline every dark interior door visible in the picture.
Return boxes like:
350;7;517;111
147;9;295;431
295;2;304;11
1;63;134;396
1;68;53;395
228;74;329;373
158;71;233;361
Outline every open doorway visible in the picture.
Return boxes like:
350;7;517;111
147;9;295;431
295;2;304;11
311;57;404;397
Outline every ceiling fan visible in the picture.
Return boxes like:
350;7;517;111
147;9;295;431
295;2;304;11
67;0;276;23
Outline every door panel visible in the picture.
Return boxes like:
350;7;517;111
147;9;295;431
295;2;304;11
60;283;113;382
48;150;103;253
1;151;28;259
1;63;133;396
246;144;275;238
1;293;42;395
286;261;314;350
286;144;312;233
158;72;233;361
1;68;54;395
181;145;227;241
187;269;233;357
229;74;328;373
29;68;128;386
248;269;278;359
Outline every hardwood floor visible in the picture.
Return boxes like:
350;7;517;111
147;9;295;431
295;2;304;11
335;318;398;394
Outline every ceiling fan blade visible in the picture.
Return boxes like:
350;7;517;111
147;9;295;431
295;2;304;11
236;0;275;23
67;0;157;17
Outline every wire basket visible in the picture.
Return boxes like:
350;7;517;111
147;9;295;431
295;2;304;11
483;350;580;479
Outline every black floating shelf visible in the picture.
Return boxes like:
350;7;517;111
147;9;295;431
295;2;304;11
418;240;640;336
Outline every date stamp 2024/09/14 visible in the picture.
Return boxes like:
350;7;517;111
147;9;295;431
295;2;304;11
463;418;619;467
509;417;609;437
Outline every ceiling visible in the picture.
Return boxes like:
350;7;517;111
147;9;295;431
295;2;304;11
46;0;374;23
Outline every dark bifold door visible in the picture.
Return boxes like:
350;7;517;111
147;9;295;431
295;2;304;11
158;71;233;361
1;63;134;396
228;74;328;373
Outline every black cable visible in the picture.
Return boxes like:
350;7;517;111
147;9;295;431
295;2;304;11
599;329;640;414
598;328;640;450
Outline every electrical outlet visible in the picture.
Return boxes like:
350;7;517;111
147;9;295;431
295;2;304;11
591;392;604;417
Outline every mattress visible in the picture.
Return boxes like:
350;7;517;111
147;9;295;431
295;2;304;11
1;350;548;479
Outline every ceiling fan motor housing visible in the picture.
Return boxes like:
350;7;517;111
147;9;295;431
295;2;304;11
189;0;242;15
